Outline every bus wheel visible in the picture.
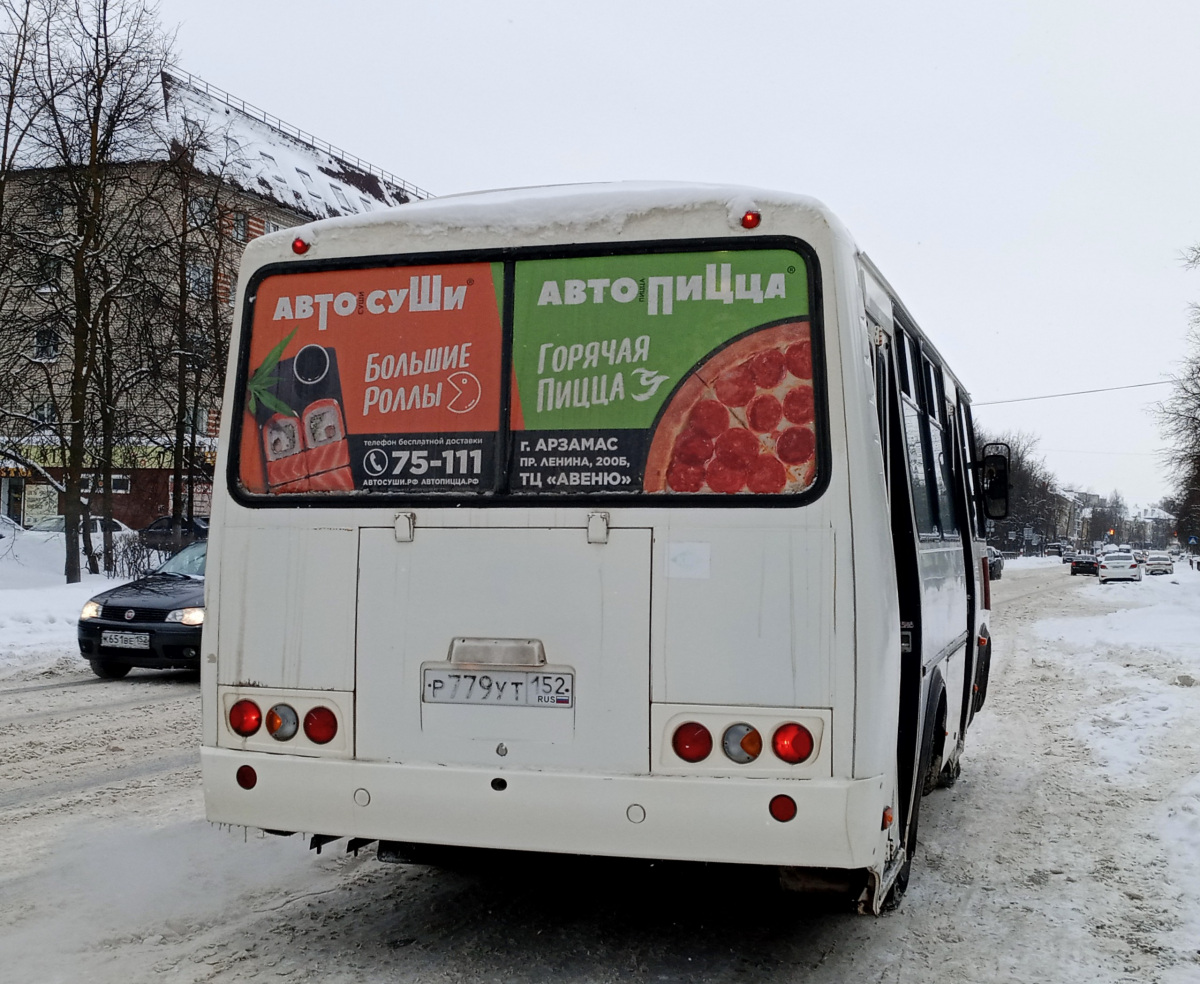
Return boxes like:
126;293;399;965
89;659;130;679
921;699;947;797
883;856;911;911
974;642;992;713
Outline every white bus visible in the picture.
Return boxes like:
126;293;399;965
202;183;1007;911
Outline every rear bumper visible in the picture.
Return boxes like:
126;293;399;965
202;747;889;871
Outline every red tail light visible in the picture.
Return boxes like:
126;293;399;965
303;706;338;744
229;699;262;737
236;765;257;789
772;723;815;764
671;722;713;762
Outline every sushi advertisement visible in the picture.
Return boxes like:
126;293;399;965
237;261;504;495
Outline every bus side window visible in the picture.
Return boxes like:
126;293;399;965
955;391;982;537
923;358;958;537
896;331;915;399
901;396;938;539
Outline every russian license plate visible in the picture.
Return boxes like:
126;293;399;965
423;668;573;707
101;631;150;650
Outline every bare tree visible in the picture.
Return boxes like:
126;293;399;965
18;0;173;579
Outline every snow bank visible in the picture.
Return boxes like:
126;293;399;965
1033;570;1200;951
0;533;126;679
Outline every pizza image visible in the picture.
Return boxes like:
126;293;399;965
643;321;818;495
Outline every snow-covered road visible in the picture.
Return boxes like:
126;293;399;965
1;559;1198;983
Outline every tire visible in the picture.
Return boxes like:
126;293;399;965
973;641;991;713
887;699;939;911
938;758;961;788
89;659;131;679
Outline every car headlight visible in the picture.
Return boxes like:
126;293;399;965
165;607;205;626
80;600;102;620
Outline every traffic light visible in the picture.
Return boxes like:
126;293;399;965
1108;528;1115;536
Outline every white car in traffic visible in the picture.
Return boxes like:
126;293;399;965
1144;552;1174;575
1098;552;1142;584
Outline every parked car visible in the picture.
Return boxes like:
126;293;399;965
138;515;209;552
27;515;131;535
1070;553;1098;576
987;545;1004;580
1144;552;1174;575
0;514;22;539
77;540;207;678
1098;551;1142;584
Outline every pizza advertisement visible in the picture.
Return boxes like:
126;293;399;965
509;248;821;498
235;261;505;496
231;245;822;503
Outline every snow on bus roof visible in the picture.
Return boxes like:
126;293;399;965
276;180;843;243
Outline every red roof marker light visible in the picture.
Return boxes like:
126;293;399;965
741;210;762;229
292;236;310;255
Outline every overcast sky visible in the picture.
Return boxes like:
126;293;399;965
156;0;1200;511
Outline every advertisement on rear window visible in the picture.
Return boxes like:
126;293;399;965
509;250;817;495
236;263;503;495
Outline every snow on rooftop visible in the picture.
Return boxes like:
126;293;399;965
160;70;431;220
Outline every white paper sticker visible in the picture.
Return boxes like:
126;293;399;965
666;542;711;579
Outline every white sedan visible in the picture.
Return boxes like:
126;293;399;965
1144;552;1174;575
1098;552;1142;584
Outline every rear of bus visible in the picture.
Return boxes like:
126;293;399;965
201;185;903;908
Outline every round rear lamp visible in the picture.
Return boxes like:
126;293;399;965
236;765;257;790
671;722;713;763
741;210;762;229
266;703;299;741
303;706;338;745
769;794;797;822
772;723;815;764
228;699;262;737
291;236;310;254
721;723;763;764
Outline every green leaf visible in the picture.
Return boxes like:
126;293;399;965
255;327;298;378
254;388;297;418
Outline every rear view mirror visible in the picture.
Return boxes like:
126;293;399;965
980;443;1010;520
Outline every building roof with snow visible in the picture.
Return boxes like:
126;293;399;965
160;70;431;220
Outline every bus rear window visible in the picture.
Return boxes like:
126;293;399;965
233;246;822;502
509;250;817;496
236;262;504;496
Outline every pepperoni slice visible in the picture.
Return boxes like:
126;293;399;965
689;399;730;438
747;455;787;493
706;458;747;493
776;426;816;465
714;428;760;468
785;340;812;379
674;430;714;465
746;393;783;433
667;460;705;492
714;365;756;407
748;349;786;388
782;385;815;425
